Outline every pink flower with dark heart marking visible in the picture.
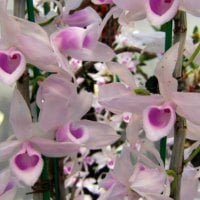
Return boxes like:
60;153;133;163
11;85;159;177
0;89;80;186
99;147;172;200
112;0;200;26
51;23;115;62
99;43;200;141
0;0;59;73
36;73;119;149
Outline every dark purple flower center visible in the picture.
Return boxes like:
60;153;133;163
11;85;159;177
69;124;84;139
149;0;174;16
15;152;39;170
0;53;21;74
148;107;171;128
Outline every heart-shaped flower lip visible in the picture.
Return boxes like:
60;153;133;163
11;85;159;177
143;102;176;141
149;0;174;16
15;153;39;170
0;52;22;74
69;124;84;139
68;122;90;144
0;48;26;85
148;107;171;128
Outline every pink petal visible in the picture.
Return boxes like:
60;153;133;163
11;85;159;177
0;48;26;85
186;121;200;141
0;169;12;194
146;0;180;26
61;7;102;27
98;183;127;200
129;163;166;196
30;137;80;157
37;74;92;131
113;0;144;12
155;43;179;100
180;1;200;16
126;114;142;145
113;147;134;186
172;92;200;125
92;0;113;5
99;83;163;114
10;89;33;140
106;62;137;89
0;140;22;161
10;143;43;186
65;120;119;149
67;42;115;62
51;26;86;54
143;102;176;141
181;166;199;200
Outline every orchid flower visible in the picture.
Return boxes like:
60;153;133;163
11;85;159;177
0;89;80;186
51;23;115;62
112;0;200;26
0;0;59;72
36;73;119;149
36;73;93;131
56;119;119;150
0;169;17;200
99;43;200;141
99;146;171;200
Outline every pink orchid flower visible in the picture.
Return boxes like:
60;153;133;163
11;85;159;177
0;0;58;72
99;146;171;200
113;0;200;26
51;23;115;62
0;169;17;200
36;73;119;148
36;73;93;132
0;89;80;186
99;43;200;141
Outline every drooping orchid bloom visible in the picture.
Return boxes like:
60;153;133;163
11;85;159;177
0;0;59;72
0;169;17;200
36;73;119;149
51;22;115;62
98;146;171;200
99;43;200;141
0;89;80;186
36;73;93;132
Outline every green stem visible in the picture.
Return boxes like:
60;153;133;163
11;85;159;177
184;145;200;165
26;0;35;22
41;157;51;199
184;43;200;67
53;158;61;200
160;20;173;165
